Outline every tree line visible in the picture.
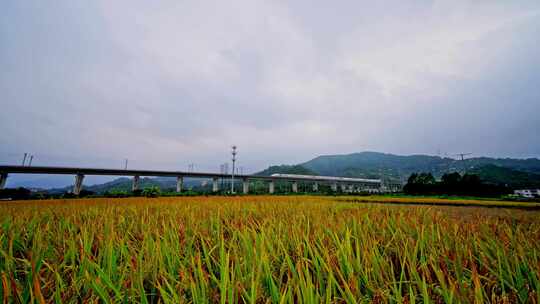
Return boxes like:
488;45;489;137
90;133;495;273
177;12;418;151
403;172;510;197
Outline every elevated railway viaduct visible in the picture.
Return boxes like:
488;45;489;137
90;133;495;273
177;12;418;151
0;165;398;195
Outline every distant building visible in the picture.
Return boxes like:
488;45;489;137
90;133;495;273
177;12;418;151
514;189;540;198
383;182;403;193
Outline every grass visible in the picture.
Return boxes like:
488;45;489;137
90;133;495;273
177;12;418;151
0;195;539;303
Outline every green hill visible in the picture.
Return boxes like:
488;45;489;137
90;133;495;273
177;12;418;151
259;152;540;188
256;165;317;176
298;152;540;182
48;152;540;193
301;152;452;181
49;177;206;194
468;164;540;189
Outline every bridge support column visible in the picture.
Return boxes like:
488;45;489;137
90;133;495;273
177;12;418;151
0;173;8;190
212;177;219;192
341;184;346;192
312;182;318;192
73;174;84;195
132;175;140;192
269;180;275;194
331;183;337;192
176;176;183;192
243;178;249;194
292;181;298;193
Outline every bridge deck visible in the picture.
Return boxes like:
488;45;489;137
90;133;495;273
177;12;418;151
0;165;381;184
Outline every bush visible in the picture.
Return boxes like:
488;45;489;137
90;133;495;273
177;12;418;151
104;190;129;198
78;189;95;197
62;192;77;199
142;186;161;198
0;188;32;200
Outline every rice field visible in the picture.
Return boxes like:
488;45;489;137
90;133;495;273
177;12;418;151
1;196;539;303
339;196;540;209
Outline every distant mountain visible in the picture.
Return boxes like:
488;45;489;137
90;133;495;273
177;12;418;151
258;151;540;188
7;174;114;189
20;152;540;193
301;152;452;180
257;165;317;176
301;152;540;179
463;157;540;174
49;176;208;194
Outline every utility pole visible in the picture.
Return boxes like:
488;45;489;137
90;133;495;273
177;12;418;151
220;163;227;189
231;146;237;193
124;159;128;170
22;153;27;166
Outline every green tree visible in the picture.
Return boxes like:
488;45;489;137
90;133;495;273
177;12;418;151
417;173;436;184
142;186;161;198
441;172;461;185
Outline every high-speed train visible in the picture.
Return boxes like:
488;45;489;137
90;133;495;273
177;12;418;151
270;173;381;184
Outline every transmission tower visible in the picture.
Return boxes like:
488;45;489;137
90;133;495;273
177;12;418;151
453;153;472;173
454;153;472;161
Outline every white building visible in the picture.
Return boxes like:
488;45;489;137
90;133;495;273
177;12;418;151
514;189;540;198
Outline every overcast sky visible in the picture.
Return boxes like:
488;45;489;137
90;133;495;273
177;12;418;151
2;0;540;174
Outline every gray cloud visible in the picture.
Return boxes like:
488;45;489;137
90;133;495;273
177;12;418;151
1;0;539;175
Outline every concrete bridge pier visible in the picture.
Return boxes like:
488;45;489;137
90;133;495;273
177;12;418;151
0;173;8;189
212;177;219;192
176;176;183;192
73;174;84;195
243;178;249;194
331;183;337;192
292;181;298;193
312;182;319;192
341;184;346;192
132;175;140;192
269;180;275;194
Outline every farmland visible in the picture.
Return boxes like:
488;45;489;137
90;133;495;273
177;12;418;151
1;196;539;303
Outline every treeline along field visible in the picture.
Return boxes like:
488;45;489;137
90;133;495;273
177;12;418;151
0;196;539;303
